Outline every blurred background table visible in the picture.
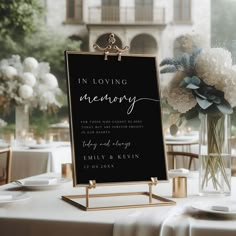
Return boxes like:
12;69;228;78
165;132;199;170
10;142;71;181
49;121;70;142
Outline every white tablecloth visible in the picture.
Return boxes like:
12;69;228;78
10;143;72;180
0;172;236;236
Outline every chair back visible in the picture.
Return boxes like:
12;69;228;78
0;147;12;185
167;151;198;170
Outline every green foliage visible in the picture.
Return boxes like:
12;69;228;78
179;76;200;89
30;109;60;137
160;49;201;76
0;30;81;94
0;0;44;40
169;124;178;136
181;77;233;115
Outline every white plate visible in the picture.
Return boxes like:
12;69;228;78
26;144;53;149
15;177;71;190
0;192;31;205
0;143;9;148
191;202;236;216
165;135;197;142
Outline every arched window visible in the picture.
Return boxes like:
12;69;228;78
130;34;157;54
66;0;83;23
174;0;191;23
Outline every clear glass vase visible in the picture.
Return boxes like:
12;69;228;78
199;113;231;196
15;105;29;143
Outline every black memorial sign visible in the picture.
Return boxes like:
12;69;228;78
65;51;168;186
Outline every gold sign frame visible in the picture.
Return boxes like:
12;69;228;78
63;33;175;210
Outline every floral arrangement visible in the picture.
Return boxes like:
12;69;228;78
0;55;63;114
160;34;236;133
0;118;7;127
160;34;235;193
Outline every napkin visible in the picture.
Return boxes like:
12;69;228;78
23;177;58;186
0;195;13;200
113;205;191;236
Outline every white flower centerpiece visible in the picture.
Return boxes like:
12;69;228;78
0;118;7;128
0;55;63;141
160;34;236;196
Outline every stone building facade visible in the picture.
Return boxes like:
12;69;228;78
42;0;210;61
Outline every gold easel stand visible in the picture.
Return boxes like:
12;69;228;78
62;178;175;211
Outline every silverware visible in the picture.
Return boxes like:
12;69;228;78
13;180;23;185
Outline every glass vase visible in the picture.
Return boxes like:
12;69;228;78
198;113;231;196
15;105;29;143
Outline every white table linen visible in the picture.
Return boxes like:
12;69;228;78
0;172;236;236
113;172;236;236
10;143;71;180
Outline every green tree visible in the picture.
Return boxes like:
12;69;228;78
0;1;81;135
0;0;44;41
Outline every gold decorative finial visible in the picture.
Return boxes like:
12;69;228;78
93;33;129;61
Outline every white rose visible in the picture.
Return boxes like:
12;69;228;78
0;59;8;68
41;91;54;102
23;57;39;72
0;118;7;127
1;66;18;79
41;73;58;89
18;85;33;99
21;72;36;87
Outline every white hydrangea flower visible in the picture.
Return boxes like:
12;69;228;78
41;73;58;89
166;87;197;113
181;34;209;53
163;72;197;113
21;72;36;87
195;48;232;91
0;59;8;68
23;57;39;72
38;91;56;110
223;68;236;107
1;66;18;79
41;91;55;102
18;85;33;99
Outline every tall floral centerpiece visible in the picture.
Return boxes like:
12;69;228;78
160;34;236;196
0;55;63;142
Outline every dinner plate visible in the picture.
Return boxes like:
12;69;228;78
0;143;9;148
0;192;31;205
165;135;197;142
191;201;236;216
15;177;71;190
26;144;54;149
